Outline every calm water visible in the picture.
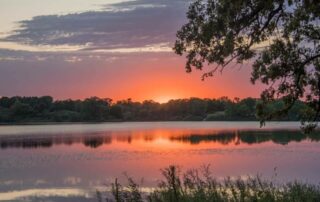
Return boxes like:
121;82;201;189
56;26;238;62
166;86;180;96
0;122;319;201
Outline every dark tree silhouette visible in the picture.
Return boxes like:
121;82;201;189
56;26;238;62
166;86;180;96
174;0;320;131
0;96;312;123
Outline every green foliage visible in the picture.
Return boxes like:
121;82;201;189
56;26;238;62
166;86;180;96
174;0;320;131
103;165;320;202
110;105;123;119
0;96;314;123
11;101;33;118
225;98;257;120
0;107;13;122
51;110;82;122
81;97;112;121
204;111;226;121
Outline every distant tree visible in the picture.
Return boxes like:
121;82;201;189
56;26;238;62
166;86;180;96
0;97;15;108
0;107;12;122
205;98;230;113
109;105;123;119
138;100;161;120
0;96;313;123
189;97;207;116
53;99;81;112
241;97;257;115
226;98;257;120
81;97;111;121
174;0;320;131
51;110;81;122
34;96;53;113
10;101;33;119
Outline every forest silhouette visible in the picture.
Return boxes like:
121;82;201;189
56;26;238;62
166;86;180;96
0;96;311;123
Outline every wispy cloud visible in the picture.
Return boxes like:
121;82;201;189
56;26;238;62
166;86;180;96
0;0;189;54
0;42;87;52
88;42;172;53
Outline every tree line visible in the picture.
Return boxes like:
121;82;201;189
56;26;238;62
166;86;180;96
0;96;311;123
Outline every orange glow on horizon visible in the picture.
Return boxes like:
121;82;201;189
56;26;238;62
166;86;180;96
153;96;178;103
78;59;263;103
3;55;264;101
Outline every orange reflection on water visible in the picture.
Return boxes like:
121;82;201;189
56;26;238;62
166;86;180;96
0;123;320;194
0;127;313;151
82;128;243;151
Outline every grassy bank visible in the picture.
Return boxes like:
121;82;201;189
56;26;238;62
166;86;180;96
99;166;320;202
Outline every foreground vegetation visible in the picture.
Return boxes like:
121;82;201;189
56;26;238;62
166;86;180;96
0;96;312;123
99;166;320;202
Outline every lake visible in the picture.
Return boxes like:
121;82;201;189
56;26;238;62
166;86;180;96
0;122;319;202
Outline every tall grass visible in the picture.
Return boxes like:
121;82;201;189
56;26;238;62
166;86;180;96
99;165;320;202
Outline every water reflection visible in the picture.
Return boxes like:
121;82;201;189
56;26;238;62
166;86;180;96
171;131;320;145
0;188;90;201
0;129;319;149
0;123;320;202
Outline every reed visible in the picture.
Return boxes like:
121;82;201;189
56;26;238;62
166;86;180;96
100;165;320;202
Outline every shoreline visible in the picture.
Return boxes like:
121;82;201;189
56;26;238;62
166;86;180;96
0;120;303;126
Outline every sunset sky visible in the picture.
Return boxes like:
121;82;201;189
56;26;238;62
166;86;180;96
0;0;264;102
